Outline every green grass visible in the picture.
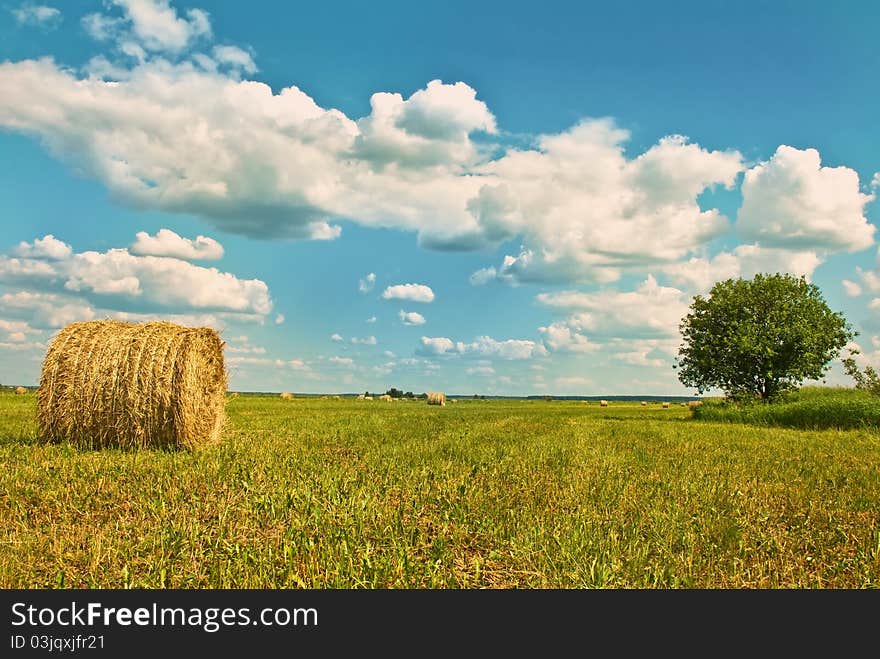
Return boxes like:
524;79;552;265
693;387;880;431
1;392;878;588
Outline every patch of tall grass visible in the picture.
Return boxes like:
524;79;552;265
693;387;880;430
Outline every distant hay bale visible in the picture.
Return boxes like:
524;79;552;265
427;391;446;406
680;402;688;407
280;392;294;400
364;396;373;400
333;395;342;400
662;402;670;409
37;320;226;450
379;394;392;401
640;401;647;406
688;400;702;410
14;386;28;395
600;400;609;407
357;394;365;400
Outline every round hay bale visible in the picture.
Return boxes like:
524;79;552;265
37;320;227;450
14;386;28;395
599;400;609;407
379;394;392;401
427;391;446;406
640;401;647;406
662;402;670;409
280;392;294;400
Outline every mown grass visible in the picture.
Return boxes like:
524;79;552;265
693;387;880;431
1;392;878;588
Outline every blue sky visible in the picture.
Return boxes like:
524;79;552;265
1;0;878;395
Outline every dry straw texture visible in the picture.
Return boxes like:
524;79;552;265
14;386;27;395
37;320;227;450
600;400;609;407
662;402;671;409
280;392;294;400
427;392;446;406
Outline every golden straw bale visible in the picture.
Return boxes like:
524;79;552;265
640;401;647;406
280;392;294;400
427;391;446;406
662;402;670;409
37;320;226;450
14;386;28;395
599;400;609;407
688;400;702;409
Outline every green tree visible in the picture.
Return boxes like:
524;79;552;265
842;350;880;395
675;273;855;401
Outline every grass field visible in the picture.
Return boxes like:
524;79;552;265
1;392;878;588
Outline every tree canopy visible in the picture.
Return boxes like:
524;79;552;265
675;273;855;401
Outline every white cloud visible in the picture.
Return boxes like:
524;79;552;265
399;310;426;326
274;313;284;325
537;276;689;337
11;3;60;28
358;273;376;293
108;0;212;53
329;356;354;367
130;228;224;260
0;59;747;281
842;279;862;297
212;45;257;74
466;366;494;376
417;335;546;360
12;234;72;260
0;291;96;328
418;336;456;356
470;126;743;283
366;316;377;323
330;333;343;342
663;244;823;293
0;233;272;326
350;335;377;345
608;338;679;368
857;267;880;294
468;266;496;286
538;321;599;353
382;283;435;303
738;145;875;252
872;173;880;190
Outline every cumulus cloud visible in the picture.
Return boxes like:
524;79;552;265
417;335;546;359
468;266;497;286
274;313;284;325
399;310;426;326
382;283;435;303
537;276;689;337
538;320;599;353
330;333;343;342
350;335;377;345
0;233;272;329
366;316;377;323
0;53;749;281
738;145;875;252
329;356;354;366
85;0;212;54
0;3;872;292
842;280;862;297
358;273;376;293
663;244;823;293
12;234;72;260
11;3;60;28
212;45;257;74
466;365;494;376
130;228;224;260
0;291;95;328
